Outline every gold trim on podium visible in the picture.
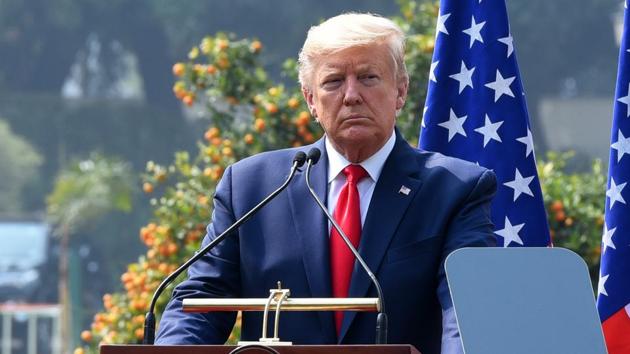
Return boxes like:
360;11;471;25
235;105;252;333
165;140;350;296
183;297;380;312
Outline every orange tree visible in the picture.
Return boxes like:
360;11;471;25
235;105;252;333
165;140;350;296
538;151;607;288
76;2;438;353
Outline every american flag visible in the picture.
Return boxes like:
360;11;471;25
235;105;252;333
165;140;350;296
418;0;550;247
597;2;630;352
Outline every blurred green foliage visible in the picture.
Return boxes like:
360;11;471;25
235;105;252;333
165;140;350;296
47;153;134;234
538;151;606;286
0;119;42;214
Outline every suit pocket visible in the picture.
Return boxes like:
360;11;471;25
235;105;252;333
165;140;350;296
385;236;441;264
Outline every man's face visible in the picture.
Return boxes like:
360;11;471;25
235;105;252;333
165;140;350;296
302;43;407;162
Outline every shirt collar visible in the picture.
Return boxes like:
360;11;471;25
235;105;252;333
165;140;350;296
325;130;396;183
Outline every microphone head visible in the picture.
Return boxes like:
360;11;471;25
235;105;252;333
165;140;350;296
307;148;321;165
293;151;307;167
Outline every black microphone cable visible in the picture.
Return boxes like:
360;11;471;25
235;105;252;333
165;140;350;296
143;151;307;344
303;148;388;344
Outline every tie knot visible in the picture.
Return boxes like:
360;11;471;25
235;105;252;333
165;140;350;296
342;164;368;184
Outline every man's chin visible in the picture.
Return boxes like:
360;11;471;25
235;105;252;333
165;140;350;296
330;130;386;155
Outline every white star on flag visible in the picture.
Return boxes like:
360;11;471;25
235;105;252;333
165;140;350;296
436;13;451;36
602;224;617;254
462;16;486;48
438;109;468;142
485;69;516;102
498;35;514;57
516;129;534;158
494;216;524;247
617;83;630;118
474;114;504;147
421;106;428;128
611;129;630;162
598;273;610;297
449;61;475;94
429;61;439;83
503;168;534;201
606;177;627;209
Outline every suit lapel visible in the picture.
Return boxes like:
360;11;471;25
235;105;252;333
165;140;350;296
287;139;336;341
339;133;423;342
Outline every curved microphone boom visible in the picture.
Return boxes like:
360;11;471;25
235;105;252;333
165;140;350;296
143;151;307;344
304;148;388;344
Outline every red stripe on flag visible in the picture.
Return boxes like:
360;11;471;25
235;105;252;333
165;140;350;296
603;305;630;354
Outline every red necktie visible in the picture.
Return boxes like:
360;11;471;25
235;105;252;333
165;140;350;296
330;164;368;335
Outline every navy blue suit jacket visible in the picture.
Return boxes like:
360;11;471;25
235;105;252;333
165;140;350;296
156;131;497;354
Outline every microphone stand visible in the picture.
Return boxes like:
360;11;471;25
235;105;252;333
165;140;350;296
304;148;388;344
143;152;307;344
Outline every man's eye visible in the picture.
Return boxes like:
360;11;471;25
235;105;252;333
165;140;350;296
360;74;379;83
322;79;342;89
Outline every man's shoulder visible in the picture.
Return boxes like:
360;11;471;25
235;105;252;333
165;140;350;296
408;146;494;184
229;144;314;177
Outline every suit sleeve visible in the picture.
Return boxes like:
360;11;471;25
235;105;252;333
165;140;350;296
155;165;241;344
438;169;497;354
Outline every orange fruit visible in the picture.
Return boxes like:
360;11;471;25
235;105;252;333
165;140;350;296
197;195;209;205
207;65;217;75
217;39;229;51
211;137;222;146
296;113;310;127
287;98;300;109
217;57;230;69
182;94;195;107
167;243;178;256
564;217;574;226
255;118;266;132
80;330;92;342
142;182;154;194
265;103;278;114
244;134;254;145
554;210;566;222
550;200;563;212
250;40;262;53
204;127;220;141
135;328;144;340
172;63;185;77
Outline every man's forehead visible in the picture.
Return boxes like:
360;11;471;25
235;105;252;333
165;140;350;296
316;48;389;72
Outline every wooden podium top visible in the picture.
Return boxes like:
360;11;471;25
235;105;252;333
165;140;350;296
101;344;421;354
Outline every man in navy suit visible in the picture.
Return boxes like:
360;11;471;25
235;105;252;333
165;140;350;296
156;13;497;354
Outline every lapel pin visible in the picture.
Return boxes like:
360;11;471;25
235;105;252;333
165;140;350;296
398;185;411;195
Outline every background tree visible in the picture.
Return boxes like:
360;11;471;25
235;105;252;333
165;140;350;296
47;153;134;353
0;119;42;214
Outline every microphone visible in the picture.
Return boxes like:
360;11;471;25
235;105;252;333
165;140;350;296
304;148;388;344
143;151;307;344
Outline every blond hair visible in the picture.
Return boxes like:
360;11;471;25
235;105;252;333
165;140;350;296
298;12;408;90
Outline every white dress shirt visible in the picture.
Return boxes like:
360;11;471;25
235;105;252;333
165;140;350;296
325;131;396;229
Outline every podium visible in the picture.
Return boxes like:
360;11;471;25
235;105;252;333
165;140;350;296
100;344;421;354
446;247;607;354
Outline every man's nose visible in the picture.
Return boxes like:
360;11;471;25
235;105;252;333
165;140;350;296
343;77;363;106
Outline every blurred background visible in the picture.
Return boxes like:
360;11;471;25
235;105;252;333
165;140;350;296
0;0;620;353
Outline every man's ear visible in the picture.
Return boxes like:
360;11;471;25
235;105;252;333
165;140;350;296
395;78;409;111
302;86;317;117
